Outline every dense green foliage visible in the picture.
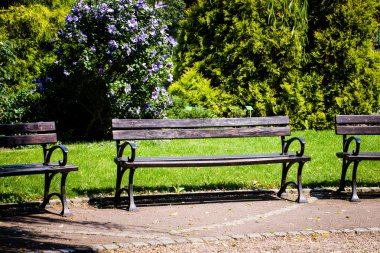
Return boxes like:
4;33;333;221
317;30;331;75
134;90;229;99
306;0;380;126
1;0;379;134
173;0;380;129
0;1;71;123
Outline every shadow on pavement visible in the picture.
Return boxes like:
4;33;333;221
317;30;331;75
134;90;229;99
88;189;290;209
310;188;380;201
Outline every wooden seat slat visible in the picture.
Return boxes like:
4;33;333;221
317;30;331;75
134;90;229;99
336;126;380;135
0;133;58;147
113;127;291;140
0;122;56;134
119;156;310;168
125;153;298;162
0;164;78;177
112;116;290;129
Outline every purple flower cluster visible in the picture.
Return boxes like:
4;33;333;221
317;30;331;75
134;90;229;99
49;0;176;119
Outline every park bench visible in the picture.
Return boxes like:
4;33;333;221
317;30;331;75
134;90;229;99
335;115;380;202
112;116;311;211
0;122;78;216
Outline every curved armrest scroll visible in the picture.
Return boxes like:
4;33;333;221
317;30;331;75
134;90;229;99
283;137;306;156
343;136;361;155
44;145;68;166
117;141;137;162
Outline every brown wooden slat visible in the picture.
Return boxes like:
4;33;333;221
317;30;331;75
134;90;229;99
0;163;78;177
336;126;380;135
113;127;291;140
0;133;57;147
343;152;380;161
126;153;293;162
112;116;290;129
336;115;380;125
120;156;310;168
0;122;56;134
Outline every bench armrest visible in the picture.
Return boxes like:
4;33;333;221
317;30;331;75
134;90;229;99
343;136;361;155
283;137;306;156
44;145;68;166
117;141;137;162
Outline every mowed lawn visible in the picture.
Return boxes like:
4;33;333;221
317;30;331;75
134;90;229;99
0;130;379;203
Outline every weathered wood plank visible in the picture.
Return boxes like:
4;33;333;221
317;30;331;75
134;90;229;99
124;153;292;162
336;126;380;135
0;134;57;147
336;115;380;125
343;152;380;161
120;155;310;168
0;122;55;134
0;163;78;177
113;127;291;140
112;116;290;129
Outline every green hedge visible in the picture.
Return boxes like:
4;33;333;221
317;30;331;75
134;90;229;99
173;0;380;129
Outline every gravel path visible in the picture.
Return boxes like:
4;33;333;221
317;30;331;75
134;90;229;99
123;233;380;253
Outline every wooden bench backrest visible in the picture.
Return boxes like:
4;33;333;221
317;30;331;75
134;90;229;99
335;115;380;135
0;122;57;147
112;116;291;140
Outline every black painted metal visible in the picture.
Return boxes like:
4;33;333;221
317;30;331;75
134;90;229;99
112;117;310;210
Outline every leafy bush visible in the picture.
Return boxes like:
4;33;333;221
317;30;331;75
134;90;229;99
174;0;380;129
168;67;232;116
174;0;309;123
0;3;69;123
307;0;380;127
41;0;176;139
166;96;216;119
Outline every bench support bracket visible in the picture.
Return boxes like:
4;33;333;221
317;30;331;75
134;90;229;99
337;159;360;202
277;161;307;203
115;166;137;211
40;172;73;216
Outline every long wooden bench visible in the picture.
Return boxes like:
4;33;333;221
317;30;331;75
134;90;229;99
112;116;311;211
0;122;78;216
335;115;380;202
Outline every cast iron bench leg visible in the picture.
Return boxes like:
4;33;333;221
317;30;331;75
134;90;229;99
60;172;73;216
127;168;137;211
41;172;73;216
296;161;307;203
278;163;290;197
115;165;127;206
337;159;349;192
277;162;307;203
40;172;55;209
350;161;360;202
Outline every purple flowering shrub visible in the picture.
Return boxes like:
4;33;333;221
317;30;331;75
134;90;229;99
62;0;174;117
42;0;176;138
41;0;176;138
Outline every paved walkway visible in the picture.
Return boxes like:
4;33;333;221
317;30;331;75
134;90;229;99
0;188;379;252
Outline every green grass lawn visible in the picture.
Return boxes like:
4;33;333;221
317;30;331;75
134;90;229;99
0;130;379;203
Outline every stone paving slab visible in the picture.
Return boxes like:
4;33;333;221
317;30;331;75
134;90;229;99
0;188;379;252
